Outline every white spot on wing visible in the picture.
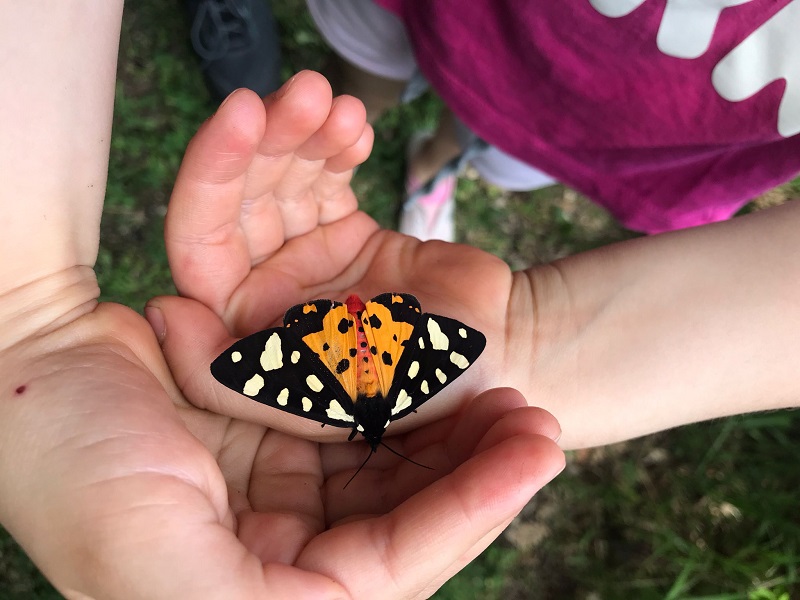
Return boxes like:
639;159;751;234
421;380;429;394
260;333;283;371
277;388;289;406
408;360;420;379
306;374;324;392
392;389;412;415
231;351;242;363
302;397;313;412
427;319;449;350
418;337;425;349
243;374;265;396
326;400;354;422
458;328;467;338
450;352;470;369
291;350;300;364
435;368;447;384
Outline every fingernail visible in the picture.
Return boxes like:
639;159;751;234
218;89;240;110
144;304;165;344
273;74;296;100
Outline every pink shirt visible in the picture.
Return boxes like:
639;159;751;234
377;0;800;233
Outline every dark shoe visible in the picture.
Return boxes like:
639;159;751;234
186;0;282;100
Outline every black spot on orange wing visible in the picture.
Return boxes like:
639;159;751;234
338;318;351;334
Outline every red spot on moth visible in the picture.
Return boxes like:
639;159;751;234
345;294;366;313
345;294;380;398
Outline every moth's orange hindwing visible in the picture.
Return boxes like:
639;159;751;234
381;303;487;421
284;299;359;401
362;293;421;398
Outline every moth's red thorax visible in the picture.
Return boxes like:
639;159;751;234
345;294;366;313
346;295;381;399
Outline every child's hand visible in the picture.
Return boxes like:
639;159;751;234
152;71;520;436
138;72;564;598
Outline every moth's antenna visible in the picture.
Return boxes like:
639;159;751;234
342;443;434;490
379;442;434;470
343;451;374;490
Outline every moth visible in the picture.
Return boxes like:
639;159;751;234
211;292;486;471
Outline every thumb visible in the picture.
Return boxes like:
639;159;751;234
145;295;309;431
145;295;233;414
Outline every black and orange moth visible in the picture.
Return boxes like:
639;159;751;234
210;292;486;455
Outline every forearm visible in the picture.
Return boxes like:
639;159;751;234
518;200;800;450
0;1;123;296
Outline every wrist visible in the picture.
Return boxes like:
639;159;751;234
505;266;581;420
0;266;99;352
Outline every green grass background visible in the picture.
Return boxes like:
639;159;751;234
1;2;799;598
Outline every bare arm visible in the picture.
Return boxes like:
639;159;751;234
517;200;800;449
0;1;121;300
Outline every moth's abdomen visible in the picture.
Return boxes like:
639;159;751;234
346;295;381;399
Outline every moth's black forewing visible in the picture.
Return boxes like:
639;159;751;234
386;314;486;421
210;328;356;428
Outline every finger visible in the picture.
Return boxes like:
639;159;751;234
323;121;374;174
293;95;367;162
300;432;565;599
268;95;369;239
316;126;375;225
321;391;561;521
150;294;360;438
317;386;541;475
235;430;326;564
413;519;514;600
447;388;561;460
238;72;342;249
314;392;480;484
253;70;335;158
147;294;264;408
71;504;345;600
228;211;380;335
167;71;343;313
166;87;267;311
149;294;277;421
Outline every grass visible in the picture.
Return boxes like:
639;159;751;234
2;2;799;598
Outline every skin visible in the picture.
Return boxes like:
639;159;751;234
155;74;800;452
4;2;797;597
0;4;564;598
325;57;461;185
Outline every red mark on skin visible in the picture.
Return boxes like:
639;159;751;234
15;385;26;395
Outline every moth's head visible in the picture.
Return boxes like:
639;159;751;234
345;294;366;314
360;430;384;453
